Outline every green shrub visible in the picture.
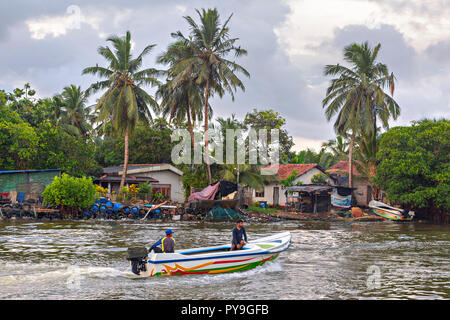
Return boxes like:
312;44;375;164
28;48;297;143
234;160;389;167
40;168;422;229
154;192;164;200
42;173;96;211
138;182;152;194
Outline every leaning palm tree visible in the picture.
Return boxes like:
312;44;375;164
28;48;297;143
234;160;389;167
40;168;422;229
322;41;400;187
59;85;92;136
169;8;250;184
82;31;160;190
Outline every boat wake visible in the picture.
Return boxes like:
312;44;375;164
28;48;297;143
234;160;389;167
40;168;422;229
0;263;129;286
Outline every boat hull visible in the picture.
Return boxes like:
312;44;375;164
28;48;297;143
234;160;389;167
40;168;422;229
371;208;413;221
134;232;291;277
369;200;413;221
147;252;279;277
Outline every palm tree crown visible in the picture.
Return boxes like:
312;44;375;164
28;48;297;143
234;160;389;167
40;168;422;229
168;8;250;184
59;85;92;136
322;42;400;187
82;31;161;189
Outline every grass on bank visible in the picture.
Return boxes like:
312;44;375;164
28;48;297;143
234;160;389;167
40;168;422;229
247;206;279;214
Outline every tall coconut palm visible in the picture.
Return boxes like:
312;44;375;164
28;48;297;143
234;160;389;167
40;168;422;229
169;8;250;184
322;41;400;187
59;85;92;136
157;40;207;151
82;31;160;190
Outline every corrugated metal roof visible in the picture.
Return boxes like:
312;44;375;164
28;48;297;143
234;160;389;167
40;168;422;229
0;169;62;174
103;164;160;174
94;175;158;183
285;184;333;193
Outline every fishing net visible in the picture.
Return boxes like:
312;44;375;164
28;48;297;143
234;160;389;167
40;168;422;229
206;205;245;221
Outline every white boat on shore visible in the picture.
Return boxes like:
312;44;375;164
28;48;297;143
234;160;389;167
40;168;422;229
127;232;291;277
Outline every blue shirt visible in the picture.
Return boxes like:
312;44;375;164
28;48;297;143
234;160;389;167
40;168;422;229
232;226;247;245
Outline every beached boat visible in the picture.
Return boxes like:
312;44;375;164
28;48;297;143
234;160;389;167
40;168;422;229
127;232;291;277
369;200;414;221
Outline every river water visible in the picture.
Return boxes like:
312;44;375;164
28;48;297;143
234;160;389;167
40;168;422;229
0;219;448;300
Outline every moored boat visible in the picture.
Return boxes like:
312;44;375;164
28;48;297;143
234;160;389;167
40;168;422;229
127;232;291;277
369;200;414;221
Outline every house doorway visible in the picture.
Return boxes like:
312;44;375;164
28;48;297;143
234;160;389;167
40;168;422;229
273;186;279;207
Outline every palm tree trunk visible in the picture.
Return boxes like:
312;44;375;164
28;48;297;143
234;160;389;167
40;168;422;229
348;130;356;188
204;79;212;184
119;122;130;191
187;104;195;151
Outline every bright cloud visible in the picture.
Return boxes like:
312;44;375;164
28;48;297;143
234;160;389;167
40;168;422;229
275;0;450;61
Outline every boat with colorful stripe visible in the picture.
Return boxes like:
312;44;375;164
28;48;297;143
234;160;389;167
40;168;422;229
369;200;414;221
127;232;291;277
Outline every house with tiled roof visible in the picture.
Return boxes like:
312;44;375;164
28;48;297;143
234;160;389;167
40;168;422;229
253;163;331;206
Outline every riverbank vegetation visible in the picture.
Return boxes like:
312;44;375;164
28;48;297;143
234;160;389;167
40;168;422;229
0;7;448;223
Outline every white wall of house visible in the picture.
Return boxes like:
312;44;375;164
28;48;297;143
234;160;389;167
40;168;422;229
252;167;330;206
123;165;185;203
145;170;185;203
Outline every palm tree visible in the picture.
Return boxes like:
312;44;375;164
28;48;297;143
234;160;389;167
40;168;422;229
354;129;380;200
82;31;160;190
322;41;400;187
169;8;250;184
321;136;349;161
59;85;92;136
157;40;206;151
220;163;275;190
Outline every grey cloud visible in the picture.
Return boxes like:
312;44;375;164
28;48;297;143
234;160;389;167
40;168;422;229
0;1;448;150
331;24;418;80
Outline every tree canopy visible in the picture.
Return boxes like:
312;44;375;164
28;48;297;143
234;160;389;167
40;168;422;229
374;119;450;222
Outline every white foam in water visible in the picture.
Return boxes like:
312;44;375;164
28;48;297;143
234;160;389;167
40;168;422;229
0;264;128;285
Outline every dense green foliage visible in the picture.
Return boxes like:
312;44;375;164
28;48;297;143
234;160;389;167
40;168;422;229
42;173;96;211
0;85;101;176
374;120;450;219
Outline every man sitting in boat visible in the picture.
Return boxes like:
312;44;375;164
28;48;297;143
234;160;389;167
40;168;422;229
231;219;247;250
149;229;176;253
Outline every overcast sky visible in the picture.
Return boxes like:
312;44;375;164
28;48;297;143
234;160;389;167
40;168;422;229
1;0;449;151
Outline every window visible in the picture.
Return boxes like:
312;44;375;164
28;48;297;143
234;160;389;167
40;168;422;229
255;189;264;197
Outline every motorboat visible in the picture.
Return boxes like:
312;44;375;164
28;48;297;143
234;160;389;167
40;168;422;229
126;232;291;277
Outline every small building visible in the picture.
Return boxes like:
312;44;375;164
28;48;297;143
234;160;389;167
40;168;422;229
95;164;184;203
284;185;333;213
326;161;372;207
252;164;332;206
0;169;63;201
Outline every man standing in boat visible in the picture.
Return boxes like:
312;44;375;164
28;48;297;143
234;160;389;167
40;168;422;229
150;229;175;253
231;219;247;250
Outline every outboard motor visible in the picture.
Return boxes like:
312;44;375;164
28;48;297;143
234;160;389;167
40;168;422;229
126;247;148;275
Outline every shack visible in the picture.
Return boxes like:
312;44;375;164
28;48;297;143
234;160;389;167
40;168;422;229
284;185;333;213
0;169;63;202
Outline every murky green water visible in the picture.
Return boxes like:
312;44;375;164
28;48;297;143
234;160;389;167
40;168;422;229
0;219;448;299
